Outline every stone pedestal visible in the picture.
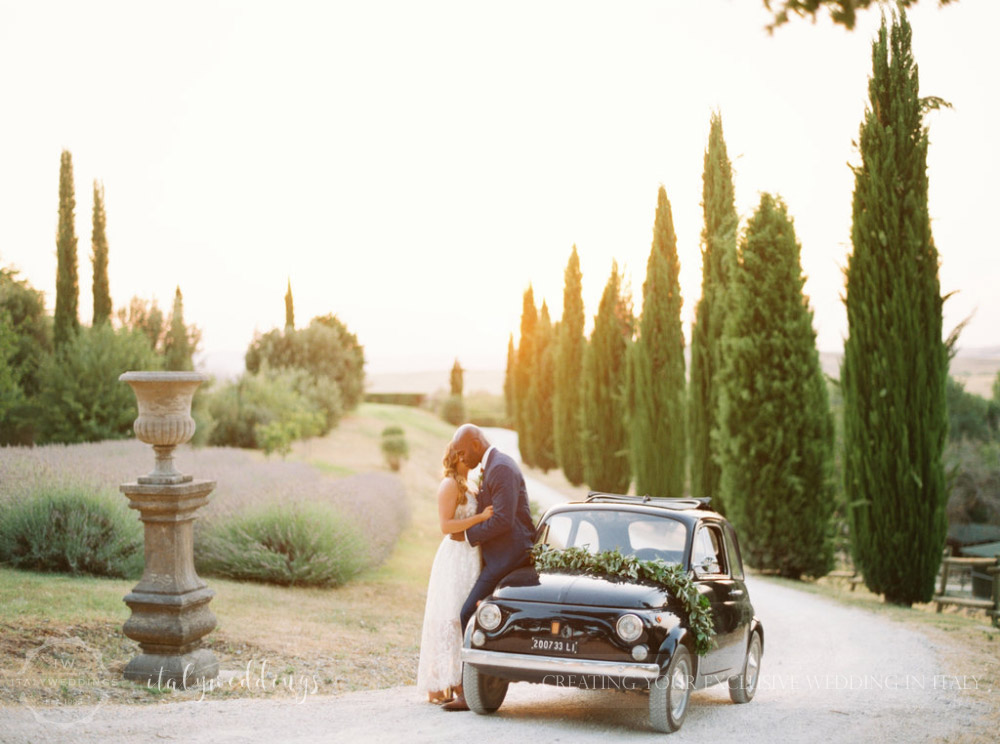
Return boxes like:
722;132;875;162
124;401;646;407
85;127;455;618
119;371;218;689
120;479;218;687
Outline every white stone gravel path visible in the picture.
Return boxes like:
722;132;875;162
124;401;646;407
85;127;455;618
1;577;990;744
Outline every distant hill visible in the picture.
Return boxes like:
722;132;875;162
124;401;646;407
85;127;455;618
367;347;1000;400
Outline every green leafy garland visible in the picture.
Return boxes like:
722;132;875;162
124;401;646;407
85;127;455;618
531;544;716;656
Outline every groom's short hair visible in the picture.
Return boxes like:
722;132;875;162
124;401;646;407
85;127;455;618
453;424;488;447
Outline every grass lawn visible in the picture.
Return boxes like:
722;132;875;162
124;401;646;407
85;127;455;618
0;403;456;706
2;404;998;728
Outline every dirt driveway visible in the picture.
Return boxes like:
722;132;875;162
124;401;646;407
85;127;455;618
1;577;992;743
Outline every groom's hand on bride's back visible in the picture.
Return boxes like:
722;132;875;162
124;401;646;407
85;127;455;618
450;531;465;542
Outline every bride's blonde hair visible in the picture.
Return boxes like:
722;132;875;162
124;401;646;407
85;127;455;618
443;443;470;505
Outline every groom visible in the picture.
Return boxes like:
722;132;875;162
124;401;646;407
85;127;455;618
443;424;534;711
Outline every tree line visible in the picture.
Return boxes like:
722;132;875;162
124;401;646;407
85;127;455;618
507;10;960;606
0;151;365;453
1;150;198;445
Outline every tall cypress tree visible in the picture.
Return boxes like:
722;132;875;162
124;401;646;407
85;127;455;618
164;286;194;371
842;10;948;606
583;262;632;493
718;193;834;578
515;287;538;466
530;301;557;472
689;114;738;509
504;333;516;423
54;150;79;348
627;186;686;498
285;279;295;331
90;180;111;326
554;246;586;485
450;358;464;396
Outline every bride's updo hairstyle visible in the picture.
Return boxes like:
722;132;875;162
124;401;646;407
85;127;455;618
443;442;470;505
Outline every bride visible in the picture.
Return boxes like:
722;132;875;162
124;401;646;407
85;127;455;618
415;442;493;704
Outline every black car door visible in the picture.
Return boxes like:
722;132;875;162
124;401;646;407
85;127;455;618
692;522;748;680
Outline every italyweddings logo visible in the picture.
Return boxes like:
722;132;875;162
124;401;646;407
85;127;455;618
142;658;320;703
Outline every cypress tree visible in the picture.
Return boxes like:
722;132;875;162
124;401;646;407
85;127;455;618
164;286;194;371
450;358;464;396
554;246;586;485
583;262;632;493
689;114;738;510
530;302;557;472
842;10;948;606
515;287;538;466
90;180;111;326
627;186;686;498
54;150;79;348
717;193;834;578
504;333;516;423
285;279;295;331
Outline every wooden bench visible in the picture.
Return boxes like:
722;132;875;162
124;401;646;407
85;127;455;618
828;569;864;591
933;556;1000;627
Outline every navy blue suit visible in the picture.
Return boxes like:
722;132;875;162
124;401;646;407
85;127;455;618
459;448;534;631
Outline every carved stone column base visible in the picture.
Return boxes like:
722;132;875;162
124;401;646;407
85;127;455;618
123;648;219;689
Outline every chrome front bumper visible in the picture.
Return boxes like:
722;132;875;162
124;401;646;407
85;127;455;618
461;648;661;680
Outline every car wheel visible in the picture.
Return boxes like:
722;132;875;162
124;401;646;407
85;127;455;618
649;644;692;733
463;664;509;714
728;630;762;704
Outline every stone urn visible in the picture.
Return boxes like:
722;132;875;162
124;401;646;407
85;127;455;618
118;371;218;688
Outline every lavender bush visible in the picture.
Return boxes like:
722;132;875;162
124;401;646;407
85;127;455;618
0;440;409;572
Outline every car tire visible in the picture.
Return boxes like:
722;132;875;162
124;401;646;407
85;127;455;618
728;630;762;704
649;644;692;733
463;663;509;714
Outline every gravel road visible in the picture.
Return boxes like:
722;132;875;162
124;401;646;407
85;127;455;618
1;577;990;744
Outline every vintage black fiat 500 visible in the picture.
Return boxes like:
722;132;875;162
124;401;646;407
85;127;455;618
460;493;763;733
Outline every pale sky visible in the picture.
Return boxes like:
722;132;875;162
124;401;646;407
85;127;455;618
0;0;996;378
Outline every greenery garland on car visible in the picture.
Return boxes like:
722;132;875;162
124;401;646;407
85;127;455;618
530;544;716;656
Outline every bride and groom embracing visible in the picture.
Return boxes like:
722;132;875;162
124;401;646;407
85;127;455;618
415;424;535;711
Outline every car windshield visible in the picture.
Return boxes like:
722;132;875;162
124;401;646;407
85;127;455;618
538;508;689;567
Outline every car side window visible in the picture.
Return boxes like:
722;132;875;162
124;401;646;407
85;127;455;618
724;525;745;580
544;515;572;549
573;519;600;553
692;524;727;577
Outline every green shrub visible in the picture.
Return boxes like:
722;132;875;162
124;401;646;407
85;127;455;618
380;426;409;471
0;487;143;578
245;315;365;411
188;386;216;447
196;503;368;587
35;324;161;444
203;369;324;450
440;394;466;426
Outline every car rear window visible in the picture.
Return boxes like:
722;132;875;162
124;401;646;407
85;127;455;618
539;509;688;564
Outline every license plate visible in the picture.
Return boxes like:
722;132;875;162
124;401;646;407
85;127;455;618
530;637;579;654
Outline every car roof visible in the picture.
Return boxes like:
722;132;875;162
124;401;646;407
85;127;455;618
542;492;728;529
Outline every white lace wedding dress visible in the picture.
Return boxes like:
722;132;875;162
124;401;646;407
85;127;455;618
416;491;481;696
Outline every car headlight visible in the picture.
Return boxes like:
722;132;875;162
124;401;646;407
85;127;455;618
477;602;502;631
616;613;643;642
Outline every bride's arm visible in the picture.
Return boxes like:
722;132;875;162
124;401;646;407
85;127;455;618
438;480;493;535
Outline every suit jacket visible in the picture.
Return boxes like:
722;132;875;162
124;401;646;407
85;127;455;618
465;448;534;577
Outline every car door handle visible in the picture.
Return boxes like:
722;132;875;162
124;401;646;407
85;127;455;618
730;589;744;598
